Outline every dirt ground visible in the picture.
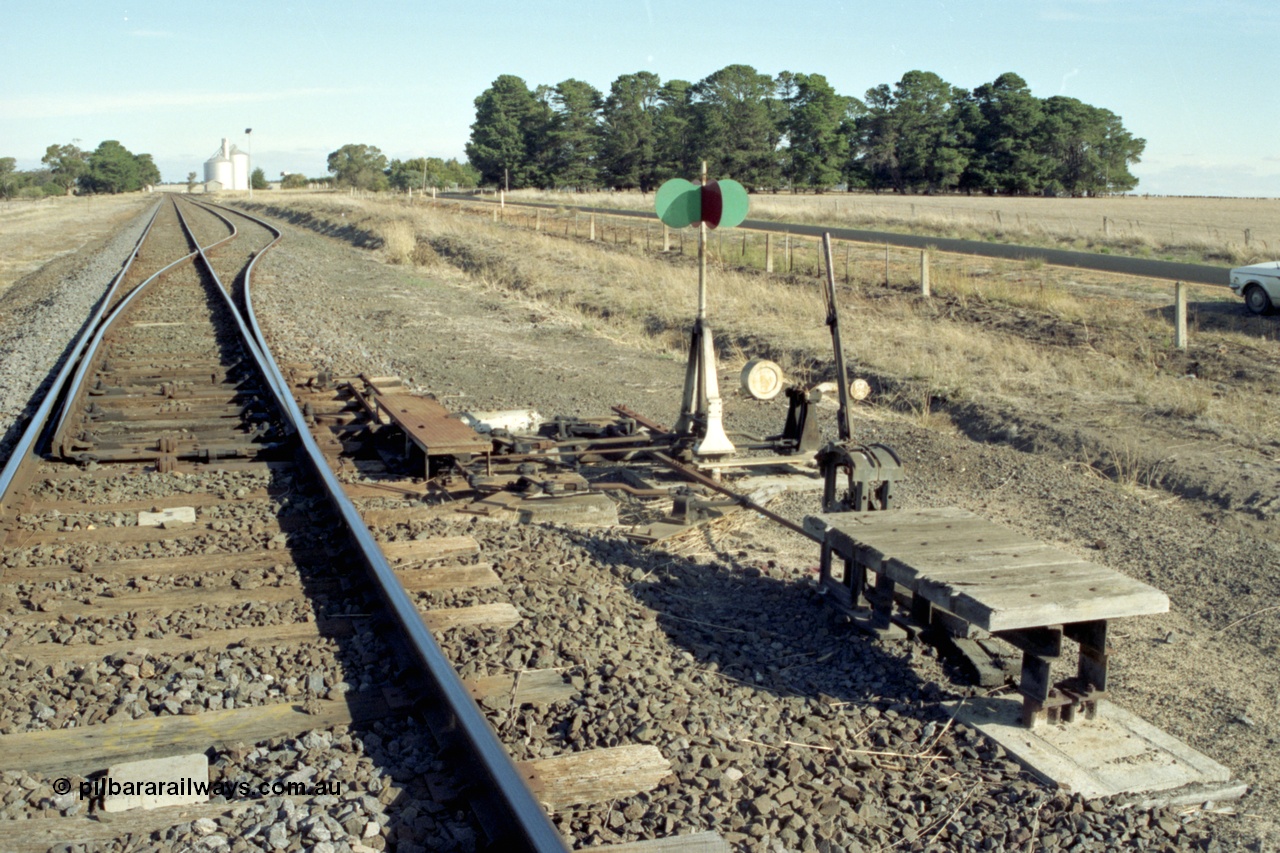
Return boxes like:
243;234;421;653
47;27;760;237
5;193;1279;850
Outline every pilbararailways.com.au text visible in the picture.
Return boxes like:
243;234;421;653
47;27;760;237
66;777;345;799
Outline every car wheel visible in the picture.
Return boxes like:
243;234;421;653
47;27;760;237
1244;284;1273;316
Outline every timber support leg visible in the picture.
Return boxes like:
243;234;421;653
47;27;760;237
869;570;895;633
1019;651;1053;728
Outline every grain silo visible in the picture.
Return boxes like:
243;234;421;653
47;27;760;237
229;146;250;190
203;138;249;190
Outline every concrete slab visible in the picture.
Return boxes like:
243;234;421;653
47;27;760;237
101;752;210;812
950;697;1239;801
517;493;618;526
138;507;196;527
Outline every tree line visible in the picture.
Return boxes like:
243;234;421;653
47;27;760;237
324;146;480;192
466;66;1145;197
0;140;161;199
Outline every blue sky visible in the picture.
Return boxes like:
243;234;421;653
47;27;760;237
3;0;1277;196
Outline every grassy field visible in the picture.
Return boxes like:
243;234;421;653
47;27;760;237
499;188;1280;266
0;194;155;296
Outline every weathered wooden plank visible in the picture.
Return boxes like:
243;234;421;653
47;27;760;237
465;668;577;707
396;562;500;592
342;480;429;500
0;796;311;853
813;507;977;534
361;504;465;528
590;831;730;852
876;545;1075;586
26;491;274;514
887;545;1086;576
4;548;325;587
6;619;354;666
9;514;306;549
518;745;671;810
421;603;521;632
852;529;1038;574
913;560;1110;602
848;525;1034;558
379;535;480;564
949;581;1169;632
0;697;390;777
10;584;307;623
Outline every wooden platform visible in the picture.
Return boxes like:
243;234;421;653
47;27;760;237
809;507;1168;632
806;507;1170;727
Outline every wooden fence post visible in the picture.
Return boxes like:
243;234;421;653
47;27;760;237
535;210;541;231
1175;281;1188;350
920;249;931;297
883;244;889;285
765;233;773;272
589;215;596;241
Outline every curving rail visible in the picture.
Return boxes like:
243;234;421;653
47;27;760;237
2;195;567;852
210;198;569;852
0;200;163;514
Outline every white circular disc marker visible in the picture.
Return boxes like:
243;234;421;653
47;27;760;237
740;358;785;400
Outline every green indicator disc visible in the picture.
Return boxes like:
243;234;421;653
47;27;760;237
715;179;750;229
655;178;700;228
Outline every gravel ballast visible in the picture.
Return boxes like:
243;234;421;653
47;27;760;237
0;201;158;463
2;201;1268;850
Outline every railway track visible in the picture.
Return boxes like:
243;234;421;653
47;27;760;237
0;196;1213;852
0;196;570;851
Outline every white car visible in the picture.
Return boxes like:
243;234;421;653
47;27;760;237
1230;261;1280;315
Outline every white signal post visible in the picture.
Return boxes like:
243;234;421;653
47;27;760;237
676;161;735;457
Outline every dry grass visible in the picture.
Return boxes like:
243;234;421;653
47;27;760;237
374;218;416;265
0;194;155;296
502;188;1280;266
243;193;1280;453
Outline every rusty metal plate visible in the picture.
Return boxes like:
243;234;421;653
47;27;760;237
376;392;490;456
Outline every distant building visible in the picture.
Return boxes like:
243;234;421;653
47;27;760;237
203;139;249;191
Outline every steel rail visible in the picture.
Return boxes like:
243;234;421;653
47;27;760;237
204;199;570;852
0;199;163;515
175;199;293;415
47;199;246;451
